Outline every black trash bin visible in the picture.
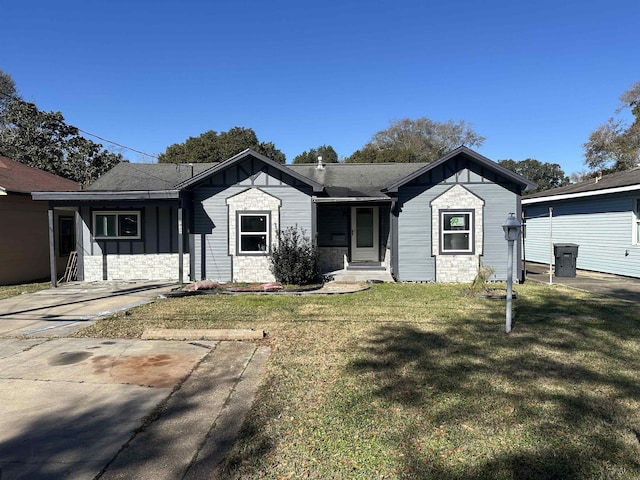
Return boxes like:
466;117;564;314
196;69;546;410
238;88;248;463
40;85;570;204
554;243;579;277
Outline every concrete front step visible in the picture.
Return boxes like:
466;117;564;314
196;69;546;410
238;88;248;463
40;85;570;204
327;269;395;283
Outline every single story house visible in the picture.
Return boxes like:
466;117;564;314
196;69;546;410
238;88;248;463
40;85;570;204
523;168;640;278
0;156;80;285
33;146;535;286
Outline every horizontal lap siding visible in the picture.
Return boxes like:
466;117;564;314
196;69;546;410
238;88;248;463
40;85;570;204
468;184;519;282
397;186;440;281
193;187;231;281
397;183;519;282
524;194;640;277
193;181;313;282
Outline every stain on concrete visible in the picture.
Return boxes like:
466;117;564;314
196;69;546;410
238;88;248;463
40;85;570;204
49;351;93;366
91;354;191;388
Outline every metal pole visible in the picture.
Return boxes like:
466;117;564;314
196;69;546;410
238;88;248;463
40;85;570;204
506;238;514;333
549;207;553;285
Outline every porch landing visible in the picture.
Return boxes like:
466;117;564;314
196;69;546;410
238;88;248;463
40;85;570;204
325;263;395;283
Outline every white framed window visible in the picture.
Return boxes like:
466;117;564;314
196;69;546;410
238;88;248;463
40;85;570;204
238;212;269;254
634;199;640;245
93;211;141;240
440;210;473;254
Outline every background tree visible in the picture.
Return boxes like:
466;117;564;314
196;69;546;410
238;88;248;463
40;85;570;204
345;117;485;163
0;69;19;125
0;98;122;185
292;145;338;164
583;81;640;173
498;158;569;194
158;127;286;164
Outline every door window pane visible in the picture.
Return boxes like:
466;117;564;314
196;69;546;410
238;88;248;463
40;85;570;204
356;208;374;248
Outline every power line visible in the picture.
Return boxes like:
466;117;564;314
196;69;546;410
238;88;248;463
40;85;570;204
0;90;159;160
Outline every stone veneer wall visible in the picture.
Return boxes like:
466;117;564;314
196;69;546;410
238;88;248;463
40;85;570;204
84;253;185;281
226;188;281;283
317;246;348;273
431;185;485;283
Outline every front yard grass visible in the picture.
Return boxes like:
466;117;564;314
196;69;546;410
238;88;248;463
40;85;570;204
76;282;640;479
0;281;50;300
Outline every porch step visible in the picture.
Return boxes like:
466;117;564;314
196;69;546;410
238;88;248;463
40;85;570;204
327;267;395;284
346;262;385;271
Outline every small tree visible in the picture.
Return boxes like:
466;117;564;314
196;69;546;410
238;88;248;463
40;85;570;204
269;226;318;285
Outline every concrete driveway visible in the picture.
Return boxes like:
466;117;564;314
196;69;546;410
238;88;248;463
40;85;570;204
0;281;177;337
0;282;270;479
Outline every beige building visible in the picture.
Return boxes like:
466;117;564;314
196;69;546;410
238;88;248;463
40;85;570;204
0;156;79;285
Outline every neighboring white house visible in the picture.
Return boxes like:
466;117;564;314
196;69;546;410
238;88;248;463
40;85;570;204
523;168;640;278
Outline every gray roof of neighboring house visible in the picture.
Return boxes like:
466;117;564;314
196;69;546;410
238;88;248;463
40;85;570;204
525;167;640;200
87;162;218;191
288;162;429;197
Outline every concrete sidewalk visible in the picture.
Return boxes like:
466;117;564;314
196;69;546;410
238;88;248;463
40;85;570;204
0;280;177;337
525;262;640;303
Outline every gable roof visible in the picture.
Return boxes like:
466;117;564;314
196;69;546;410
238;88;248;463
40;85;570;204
0;156;79;194
523;167;640;204
383;146;537;193
175;149;324;192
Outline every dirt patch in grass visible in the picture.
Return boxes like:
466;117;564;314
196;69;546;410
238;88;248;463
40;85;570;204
73;283;640;479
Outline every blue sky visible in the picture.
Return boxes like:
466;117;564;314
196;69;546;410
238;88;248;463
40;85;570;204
2;0;639;175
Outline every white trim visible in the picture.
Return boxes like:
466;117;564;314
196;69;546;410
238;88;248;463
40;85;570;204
92;211;141;240
238;212;269;254
522;184;640;204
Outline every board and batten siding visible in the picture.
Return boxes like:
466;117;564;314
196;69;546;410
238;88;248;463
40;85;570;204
524;192;640;278
396;172;521;282
191;163;314;282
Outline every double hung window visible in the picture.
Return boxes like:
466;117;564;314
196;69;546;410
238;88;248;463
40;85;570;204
440;210;473;254
238;213;269;253
93;211;141;240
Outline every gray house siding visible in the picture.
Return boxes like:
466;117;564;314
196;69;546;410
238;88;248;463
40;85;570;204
190;159;314;282
395;168;521;282
524;193;640;277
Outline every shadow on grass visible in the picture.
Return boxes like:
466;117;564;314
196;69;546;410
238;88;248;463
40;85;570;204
345;287;640;479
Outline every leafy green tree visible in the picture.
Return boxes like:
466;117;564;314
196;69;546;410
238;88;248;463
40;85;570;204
345;117;485;163
498;159;569;194
0;99;122;184
583;81;640;172
0;69;18;125
292;145;338;164
158;127;286;164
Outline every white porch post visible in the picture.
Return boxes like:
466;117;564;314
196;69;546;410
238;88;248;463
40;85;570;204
48;204;57;288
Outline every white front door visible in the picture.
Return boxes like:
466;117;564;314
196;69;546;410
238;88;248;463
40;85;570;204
351;206;379;262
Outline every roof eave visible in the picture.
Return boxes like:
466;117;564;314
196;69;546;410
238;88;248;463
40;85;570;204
175;149;324;192
383;146;536;192
32;190;181;201
522;184;640;204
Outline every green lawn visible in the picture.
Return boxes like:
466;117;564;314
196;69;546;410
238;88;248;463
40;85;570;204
0;281;50;300
76;282;640;479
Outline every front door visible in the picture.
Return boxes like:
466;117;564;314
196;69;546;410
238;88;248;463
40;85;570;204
351;206;379;262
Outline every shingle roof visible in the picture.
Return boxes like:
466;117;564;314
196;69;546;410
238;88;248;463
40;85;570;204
525;167;640;199
288;163;429;197
0;156;80;194
87;162;218;191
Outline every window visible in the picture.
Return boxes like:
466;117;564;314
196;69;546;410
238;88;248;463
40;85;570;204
93;211;141;240
238;213;269;253
440;210;473;254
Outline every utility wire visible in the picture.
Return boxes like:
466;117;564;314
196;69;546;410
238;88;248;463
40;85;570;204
0;89;159;160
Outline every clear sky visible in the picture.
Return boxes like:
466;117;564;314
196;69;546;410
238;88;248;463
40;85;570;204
2;0;638;175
